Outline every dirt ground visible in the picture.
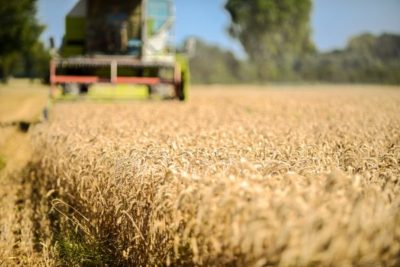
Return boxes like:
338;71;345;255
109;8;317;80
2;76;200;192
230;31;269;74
0;81;48;265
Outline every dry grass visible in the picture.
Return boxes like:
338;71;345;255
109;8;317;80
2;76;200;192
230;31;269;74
26;85;400;266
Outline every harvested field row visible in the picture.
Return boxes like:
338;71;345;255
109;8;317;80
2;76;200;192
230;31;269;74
31;87;400;266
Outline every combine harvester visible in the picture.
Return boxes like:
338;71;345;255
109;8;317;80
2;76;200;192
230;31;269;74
50;0;189;100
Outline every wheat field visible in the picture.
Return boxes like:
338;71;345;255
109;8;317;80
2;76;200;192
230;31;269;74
12;85;400;266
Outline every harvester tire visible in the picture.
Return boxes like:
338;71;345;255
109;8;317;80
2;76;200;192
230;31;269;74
176;72;186;101
79;84;89;95
147;85;153;99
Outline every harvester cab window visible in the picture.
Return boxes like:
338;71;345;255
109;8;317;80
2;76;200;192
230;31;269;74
147;0;172;36
106;6;129;53
87;0;142;55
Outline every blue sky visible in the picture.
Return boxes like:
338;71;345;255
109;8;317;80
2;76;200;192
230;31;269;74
37;0;400;55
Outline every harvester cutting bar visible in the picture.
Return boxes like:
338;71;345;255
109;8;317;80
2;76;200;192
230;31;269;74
50;57;179;98
51;75;164;85
115;77;161;84
51;76;101;84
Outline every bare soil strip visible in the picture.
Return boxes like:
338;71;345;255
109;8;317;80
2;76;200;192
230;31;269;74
0;84;51;265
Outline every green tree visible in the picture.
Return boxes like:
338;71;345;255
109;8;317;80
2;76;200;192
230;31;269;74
225;0;315;81
189;39;243;84
296;33;400;84
0;0;44;83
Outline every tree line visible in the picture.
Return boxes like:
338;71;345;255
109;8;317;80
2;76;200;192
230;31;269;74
189;0;400;85
189;33;400;85
0;0;49;83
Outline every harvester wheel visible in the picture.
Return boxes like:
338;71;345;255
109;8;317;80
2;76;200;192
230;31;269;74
176;72;186;101
147;85;154;99
79;84;89;95
175;55;189;101
61;84;69;95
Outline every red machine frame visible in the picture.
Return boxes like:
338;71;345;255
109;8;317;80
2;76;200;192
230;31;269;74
49;57;181;98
